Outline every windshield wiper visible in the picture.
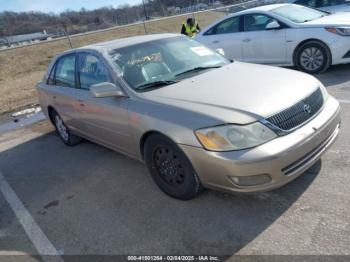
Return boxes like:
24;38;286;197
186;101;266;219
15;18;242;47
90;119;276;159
175;65;222;77
136;80;178;91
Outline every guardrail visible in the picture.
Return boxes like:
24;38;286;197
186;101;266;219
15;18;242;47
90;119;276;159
0;0;278;53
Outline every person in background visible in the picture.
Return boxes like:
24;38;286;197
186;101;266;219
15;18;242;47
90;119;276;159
181;18;201;38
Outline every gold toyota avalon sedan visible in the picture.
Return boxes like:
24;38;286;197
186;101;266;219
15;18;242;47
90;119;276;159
37;34;340;200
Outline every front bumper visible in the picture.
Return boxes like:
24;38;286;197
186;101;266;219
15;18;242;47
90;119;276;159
329;35;350;65
179;96;341;193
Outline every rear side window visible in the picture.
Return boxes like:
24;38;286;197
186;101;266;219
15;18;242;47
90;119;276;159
54;54;76;88
78;53;111;90
205;16;240;35
47;64;56;85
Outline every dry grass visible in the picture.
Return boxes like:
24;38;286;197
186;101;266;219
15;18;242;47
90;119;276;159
0;11;225;115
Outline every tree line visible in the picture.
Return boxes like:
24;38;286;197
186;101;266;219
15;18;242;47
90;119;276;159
0;0;239;37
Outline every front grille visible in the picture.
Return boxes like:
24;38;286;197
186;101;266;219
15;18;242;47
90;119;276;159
266;88;324;131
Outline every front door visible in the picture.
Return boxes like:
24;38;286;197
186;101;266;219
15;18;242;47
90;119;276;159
241;14;287;64
75;52;135;155
198;15;244;60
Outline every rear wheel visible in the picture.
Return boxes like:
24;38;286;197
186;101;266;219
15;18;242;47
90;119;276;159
295;41;331;74
51;110;82;146
144;134;203;200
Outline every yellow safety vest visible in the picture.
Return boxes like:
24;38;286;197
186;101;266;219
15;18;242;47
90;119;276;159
183;21;198;38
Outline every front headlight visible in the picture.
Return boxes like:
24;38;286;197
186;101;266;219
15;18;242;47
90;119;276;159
325;27;350;36
195;122;277;151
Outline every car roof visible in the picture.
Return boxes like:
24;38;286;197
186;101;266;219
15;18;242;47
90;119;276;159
80;33;179;52
234;3;290;14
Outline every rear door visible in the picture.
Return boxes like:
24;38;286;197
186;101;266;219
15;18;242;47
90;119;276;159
74;52;134;155
198;15;245;60
46;53;83;132
241;13;287;64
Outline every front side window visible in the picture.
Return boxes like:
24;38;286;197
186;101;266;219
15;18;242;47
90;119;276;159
272;5;328;23
109;36;230;91
206;16;240;35
54;54;76;88
78;53;111;90
244;14;276;32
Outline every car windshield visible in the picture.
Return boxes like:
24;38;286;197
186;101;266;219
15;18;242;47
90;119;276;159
272;5;328;23
109;36;230;91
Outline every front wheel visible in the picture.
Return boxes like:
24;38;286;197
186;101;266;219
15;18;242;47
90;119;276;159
144;134;203;200
295;41;331;74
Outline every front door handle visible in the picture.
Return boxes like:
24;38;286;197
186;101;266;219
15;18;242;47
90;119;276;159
212;40;220;44
243;38;251;43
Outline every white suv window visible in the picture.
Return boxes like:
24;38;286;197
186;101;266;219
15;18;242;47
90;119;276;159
205;16;240;35
295;0;317;8
321;0;345;6
244;14;275;32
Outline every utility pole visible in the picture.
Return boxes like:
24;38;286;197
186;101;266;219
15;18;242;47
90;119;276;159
142;0;148;34
192;0;196;19
0;18;11;47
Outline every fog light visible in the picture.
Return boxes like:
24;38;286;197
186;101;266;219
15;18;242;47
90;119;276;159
230;174;271;187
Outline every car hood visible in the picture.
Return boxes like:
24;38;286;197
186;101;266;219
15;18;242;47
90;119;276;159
303;12;350;26
142;62;320;125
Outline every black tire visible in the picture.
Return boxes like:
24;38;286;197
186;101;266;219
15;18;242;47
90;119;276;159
295;41;331;74
144;134;203;200
51;110;82;146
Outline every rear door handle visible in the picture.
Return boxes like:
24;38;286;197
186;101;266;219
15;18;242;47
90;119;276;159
212;40;220;44
78;99;85;107
243;38;251;43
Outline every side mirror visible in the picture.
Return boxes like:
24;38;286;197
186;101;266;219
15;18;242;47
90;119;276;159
265;21;281;30
90;82;125;98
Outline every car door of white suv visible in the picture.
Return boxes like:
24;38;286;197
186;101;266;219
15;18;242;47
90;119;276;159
241;14;287;65
196;15;245;60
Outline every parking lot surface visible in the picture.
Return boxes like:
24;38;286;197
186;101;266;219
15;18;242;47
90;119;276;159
0;64;349;260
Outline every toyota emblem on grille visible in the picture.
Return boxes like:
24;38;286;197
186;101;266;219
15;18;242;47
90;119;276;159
303;104;312;114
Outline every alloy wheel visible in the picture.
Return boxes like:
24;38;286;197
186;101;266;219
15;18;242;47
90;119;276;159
300;47;324;71
55;115;69;142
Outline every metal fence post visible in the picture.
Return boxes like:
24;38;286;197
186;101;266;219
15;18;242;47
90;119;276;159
64;29;73;49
